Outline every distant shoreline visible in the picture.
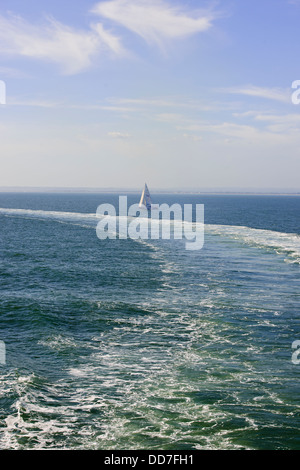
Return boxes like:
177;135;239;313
0;187;299;196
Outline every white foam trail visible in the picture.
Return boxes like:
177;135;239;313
0;207;98;223
1;207;299;262
205;223;300;264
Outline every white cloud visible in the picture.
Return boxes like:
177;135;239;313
155;113;183;122
0;66;31;78
253;113;300;133
92;0;215;48
0;13;124;74
183;133;202;142
110;97;179;107
254;113;300;123
178;120;296;145
0;2;217;74
91;22;125;55
7;97;137;114
232;110;300;134
8;98;61;108
108;131;131;138
219;85;290;103
107;96;219;112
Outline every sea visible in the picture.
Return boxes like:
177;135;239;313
0;192;299;450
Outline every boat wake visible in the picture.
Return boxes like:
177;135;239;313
205;223;300;264
1;207;299;264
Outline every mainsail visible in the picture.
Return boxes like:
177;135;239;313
139;183;152;210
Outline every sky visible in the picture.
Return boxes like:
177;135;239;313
0;0;299;191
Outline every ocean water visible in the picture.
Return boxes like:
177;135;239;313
0;193;300;450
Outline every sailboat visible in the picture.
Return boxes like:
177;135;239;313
139;183;159;212
139;183;152;211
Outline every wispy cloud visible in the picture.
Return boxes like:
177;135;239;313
219;85;290;104
155;113;184;122
0;13;124;74
0;2;218;74
108;97;180;107
183;133;203;142
0;66;31;79
107;131;131;138
107;96;220;112
178;110;300;144
8;98;62;108
92;0;216;49
253;113;300;133
8;96;138;114
232;110;300;133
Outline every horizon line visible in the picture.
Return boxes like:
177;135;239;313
0;186;300;195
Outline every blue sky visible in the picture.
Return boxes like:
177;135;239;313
0;0;299;190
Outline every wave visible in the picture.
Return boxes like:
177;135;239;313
1;207;299;263
205;223;300;264
0;207;98;226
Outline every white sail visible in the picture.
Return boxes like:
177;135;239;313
139;188;145;208
139;183;152;210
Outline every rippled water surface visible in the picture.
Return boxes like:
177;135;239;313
0;193;299;449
